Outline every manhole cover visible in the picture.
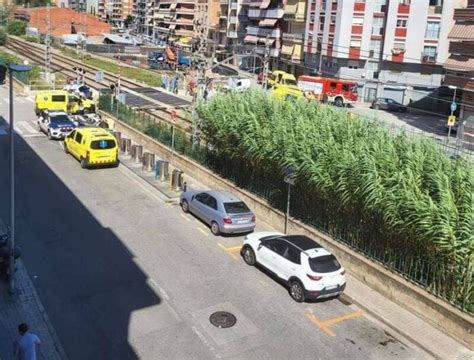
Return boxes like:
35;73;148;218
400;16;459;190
209;311;237;328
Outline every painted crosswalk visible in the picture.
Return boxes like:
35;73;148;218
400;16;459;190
0;121;43;138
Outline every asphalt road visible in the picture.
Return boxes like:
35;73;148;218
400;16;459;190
0;86;430;360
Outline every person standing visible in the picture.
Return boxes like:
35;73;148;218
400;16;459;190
13;323;41;360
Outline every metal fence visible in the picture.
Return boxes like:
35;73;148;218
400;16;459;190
100;96;473;314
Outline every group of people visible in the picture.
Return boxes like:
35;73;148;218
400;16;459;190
161;73;179;94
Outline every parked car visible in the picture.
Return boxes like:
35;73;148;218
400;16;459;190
371;98;407;112
241;232;346;302
180;190;256;235
64;127;118;169
37;110;76;140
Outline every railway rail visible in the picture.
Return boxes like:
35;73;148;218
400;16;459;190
5;37;194;134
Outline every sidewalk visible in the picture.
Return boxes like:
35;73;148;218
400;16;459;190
0;261;66;360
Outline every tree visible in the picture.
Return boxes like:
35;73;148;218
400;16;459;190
124;15;133;28
6;20;27;36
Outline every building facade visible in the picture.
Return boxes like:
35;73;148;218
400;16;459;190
443;0;474;123
303;0;465;103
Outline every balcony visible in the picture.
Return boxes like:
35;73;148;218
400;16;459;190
428;5;442;15
398;3;410;14
154;26;171;33
228;31;238;38
230;2;238;10
220;0;228;3
246;26;281;37
444;74;474;92
248;8;284;19
449;42;474;57
421;53;437;63
229;16;237;23
282;32;303;42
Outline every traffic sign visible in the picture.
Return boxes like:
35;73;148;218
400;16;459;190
283;165;295;185
450;102;457;112
95;71;104;82
447;115;456;127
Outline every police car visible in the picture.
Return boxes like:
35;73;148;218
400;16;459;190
37;110;76;140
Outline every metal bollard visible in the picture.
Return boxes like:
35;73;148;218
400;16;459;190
142;152;150;171
132;145;143;163
121;138;131;156
155;160;170;181
120;138;127;153
145;153;155;172
170;169;184;191
114;131;121;147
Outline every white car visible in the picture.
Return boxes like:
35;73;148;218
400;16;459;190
241;232;346;302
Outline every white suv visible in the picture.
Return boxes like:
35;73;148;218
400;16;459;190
241;232;346;302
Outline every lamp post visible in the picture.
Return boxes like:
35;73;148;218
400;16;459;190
8;63;31;294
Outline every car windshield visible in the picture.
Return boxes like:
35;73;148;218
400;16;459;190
283;78;297;86
90;139;116;150
51;115;71;123
309;255;341;273
223;201;251;214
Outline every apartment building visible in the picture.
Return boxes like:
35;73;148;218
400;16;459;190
97;0;132;26
303;0;464;103
443;0;474;122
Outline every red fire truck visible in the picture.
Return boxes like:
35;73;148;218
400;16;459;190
297;76;358;107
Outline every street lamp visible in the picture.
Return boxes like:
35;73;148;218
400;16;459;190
8;63;31;294
448;85;457;140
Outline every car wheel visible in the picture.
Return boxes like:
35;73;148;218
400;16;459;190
289;280;306;303
181;199;189;213
210;221;220;236
63;142;69;154
373;104;380;110
47;131;52;140
242;246;256;266
80;157;88;169
334;97;344;107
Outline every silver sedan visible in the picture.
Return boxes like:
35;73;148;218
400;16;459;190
180;190;256;235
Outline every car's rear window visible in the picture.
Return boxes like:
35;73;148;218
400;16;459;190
51;95;66;102
90;139;116;150
223;201;250;214
51;115;71;123
309;255;341;273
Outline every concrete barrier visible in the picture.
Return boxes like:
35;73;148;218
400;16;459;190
101;111;474;349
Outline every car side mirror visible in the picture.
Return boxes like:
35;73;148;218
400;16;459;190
257;244;263;251
191;195;195;201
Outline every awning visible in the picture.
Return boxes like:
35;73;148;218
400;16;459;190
444;55;474;72
259;18;278;27
296;1;306;19
284;0;298;15
448;23;474;41
281;43;294;55
260;0;270;9
244;35;259;44
170;3;177;9
155;14;165;19
179;36;190;43
292;43;302;61
258;37;275;45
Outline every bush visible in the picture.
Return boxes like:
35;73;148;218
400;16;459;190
0;29;6;45
6;20;27;36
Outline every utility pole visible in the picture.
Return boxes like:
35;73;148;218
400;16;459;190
262;34;270;90
45;3;52;82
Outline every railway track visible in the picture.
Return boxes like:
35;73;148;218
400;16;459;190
5;37;194;134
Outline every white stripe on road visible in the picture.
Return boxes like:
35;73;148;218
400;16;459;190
22;133;44;138
25;97;34;103
16;98;25;104
18;121;38;134
14;126;24;135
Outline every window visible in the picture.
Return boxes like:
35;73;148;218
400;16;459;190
372;17;384;35
74;132;83;144
223;201;250;214
393;42;405;50
423;45;437;57
350;39;361;47
425;22;440;39
396;19;407;27
90;139;116;150
51;95;66;102
264;240;288;257
330;82;337;90
207;196;218;210
352;17;364;25
374;0;387;12
348;60;359;69
309;255;341;273
330;15;336;24
195;193;209;204
370;39;382;57
367;61;379;71
50;114;71;123
283;245;301;264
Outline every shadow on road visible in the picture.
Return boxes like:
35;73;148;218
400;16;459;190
0;117;161;360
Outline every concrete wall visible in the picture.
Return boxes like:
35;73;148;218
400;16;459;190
102;111;474;350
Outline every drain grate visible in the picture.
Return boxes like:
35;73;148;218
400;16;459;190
209;311;237;328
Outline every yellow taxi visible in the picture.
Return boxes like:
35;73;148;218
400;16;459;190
35;90;95;115
64;128;118;169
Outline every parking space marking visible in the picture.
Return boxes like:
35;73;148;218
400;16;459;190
198;227;209;236
217;244;241;260
305;309;364;337
180;214;191;222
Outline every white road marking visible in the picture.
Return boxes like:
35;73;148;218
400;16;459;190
14;125;24;135
18;121;38;134
148;278;170;301
22;133;44;138
191;326;221;359
16;98;25;104
25;97;34;103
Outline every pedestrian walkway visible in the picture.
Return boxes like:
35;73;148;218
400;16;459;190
0;261;66;360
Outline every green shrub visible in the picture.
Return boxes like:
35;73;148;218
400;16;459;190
0;29;7;45
6;20;26;36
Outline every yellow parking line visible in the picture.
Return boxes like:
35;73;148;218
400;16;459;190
180;214;191;222
197;227;209;236
217;243;241;260
305;309;364;337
